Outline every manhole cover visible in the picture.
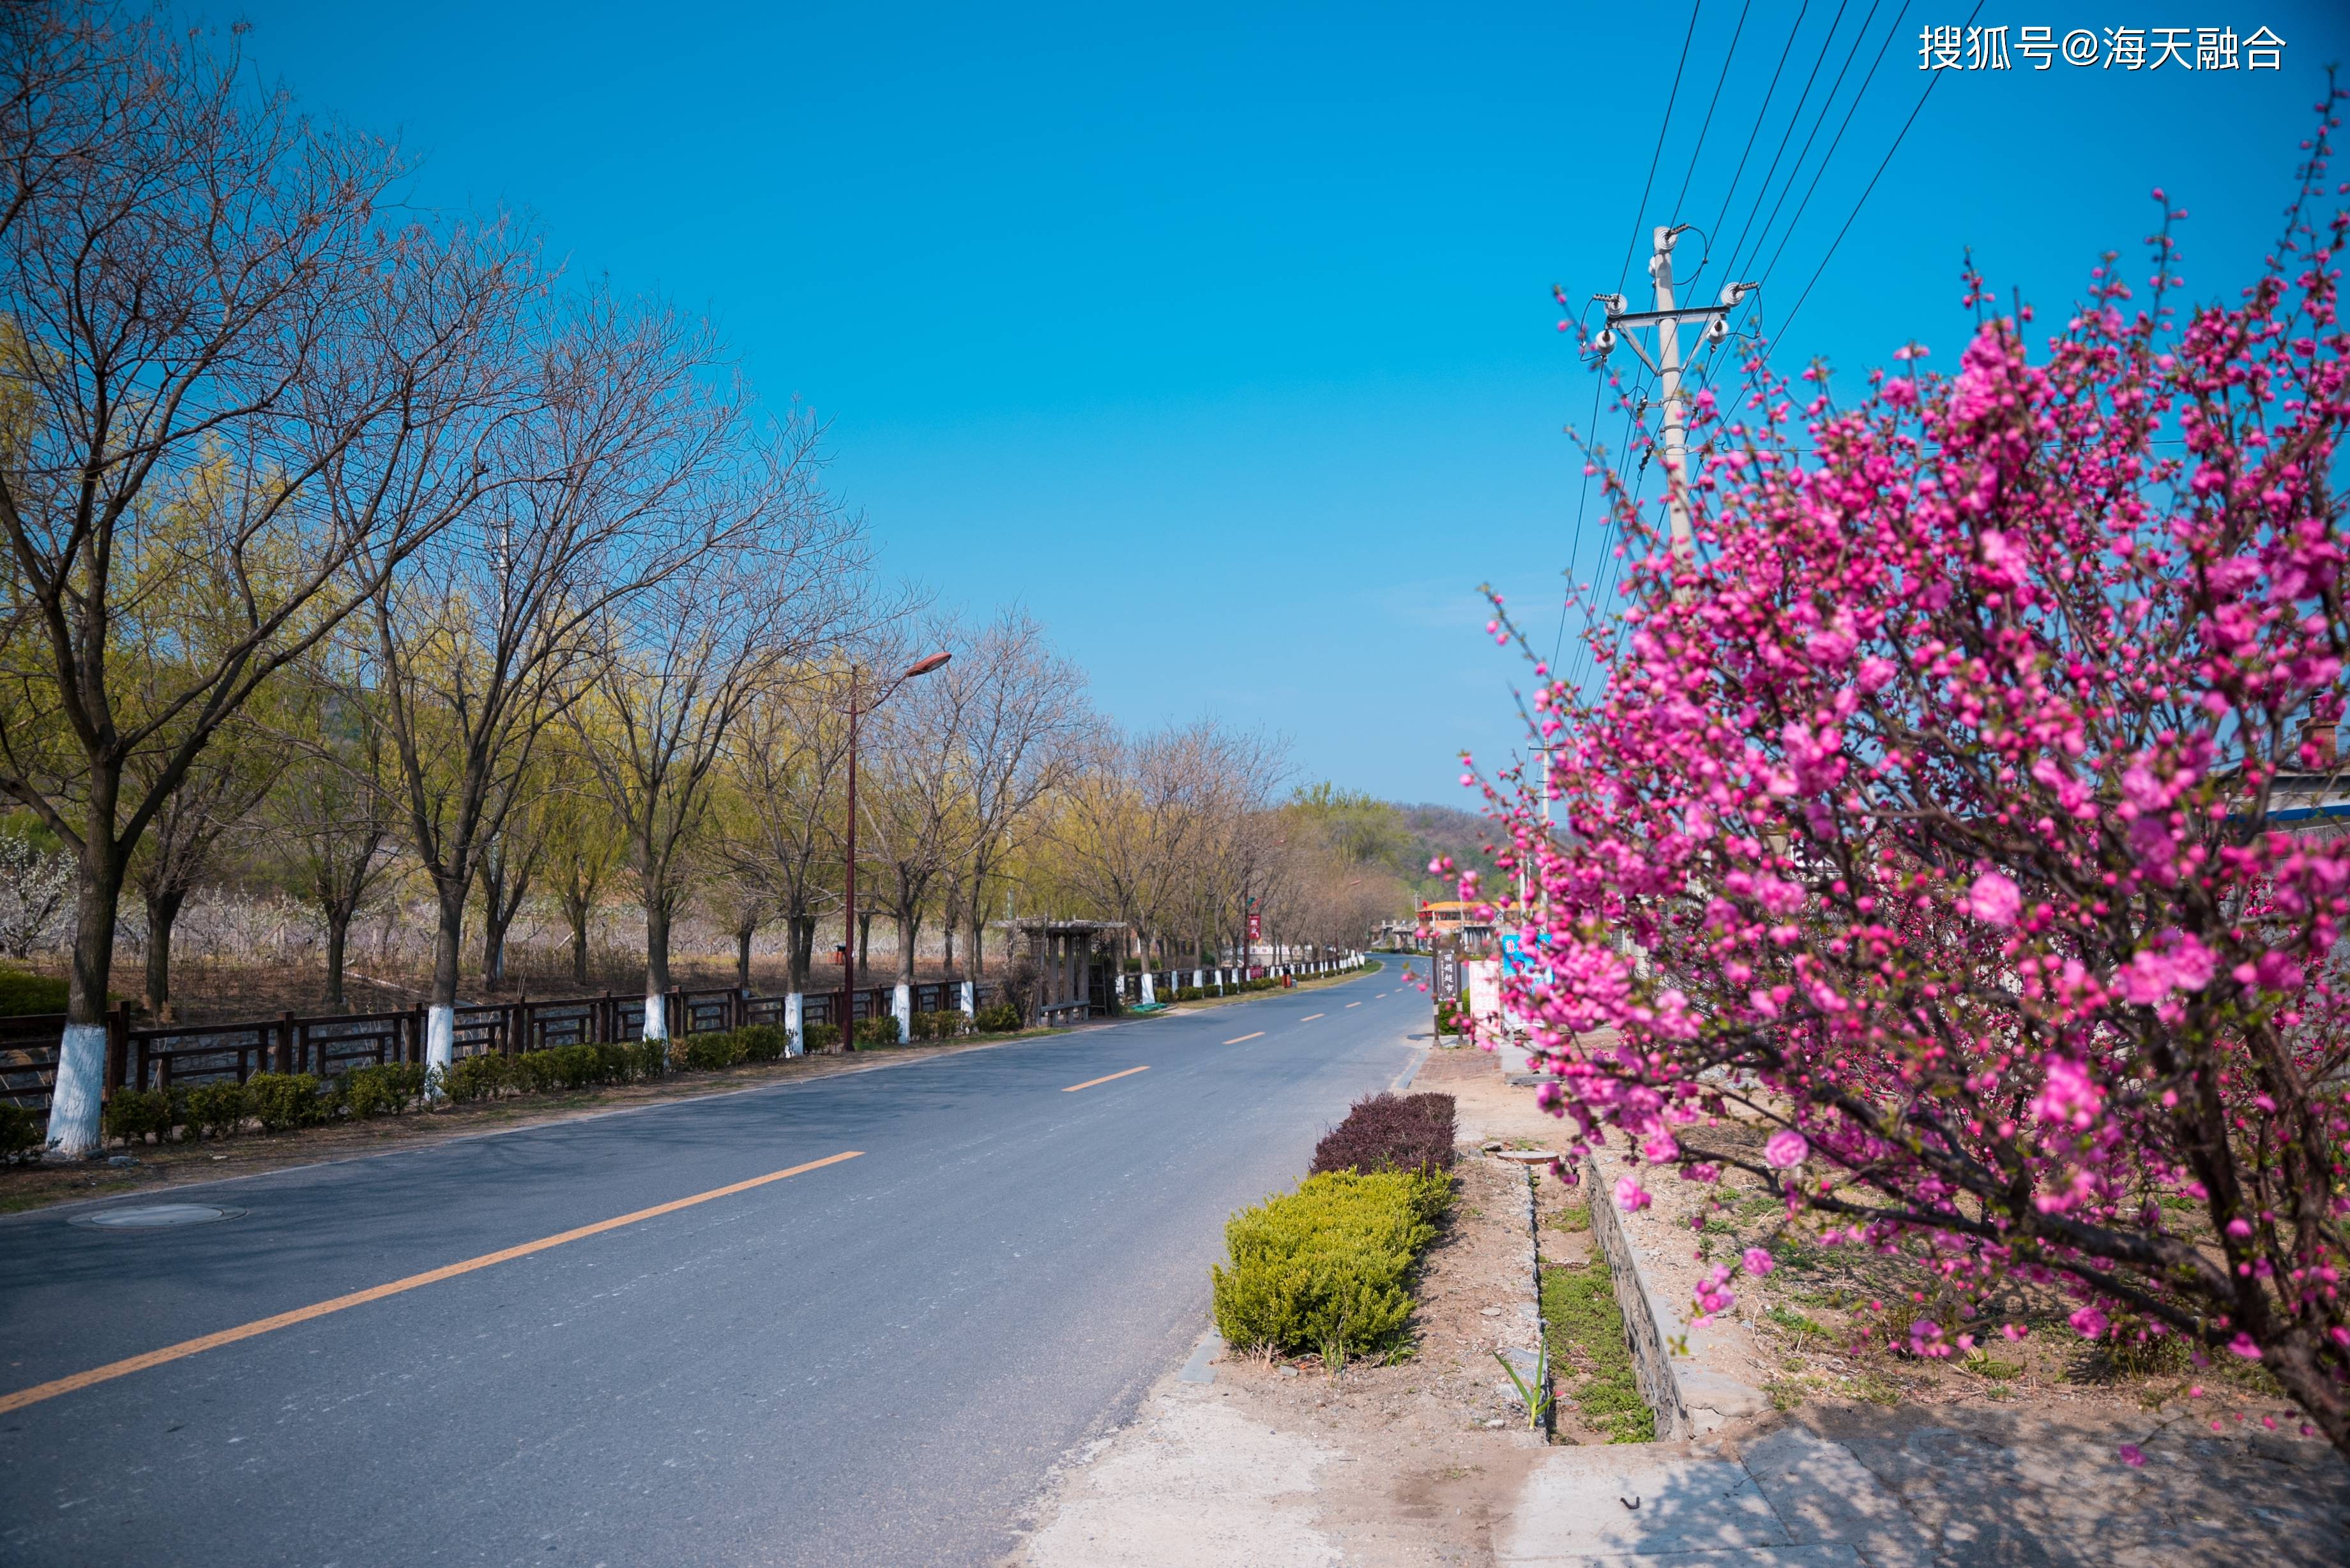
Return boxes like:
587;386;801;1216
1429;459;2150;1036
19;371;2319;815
73;1203;245;1230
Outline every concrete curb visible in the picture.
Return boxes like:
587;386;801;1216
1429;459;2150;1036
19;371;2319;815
1579;1160;1768;1440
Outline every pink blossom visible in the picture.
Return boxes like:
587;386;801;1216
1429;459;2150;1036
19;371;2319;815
2118;1444;2146;1468
1764;1129;1809;1170
2069;1306;2110;1340
1741;1247;1776;1276
1614;1176;1653;1213
2031;1058;2105;1133
1964;872;2020;928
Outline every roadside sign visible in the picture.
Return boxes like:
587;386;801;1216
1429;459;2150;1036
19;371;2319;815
1434;943;1462;1004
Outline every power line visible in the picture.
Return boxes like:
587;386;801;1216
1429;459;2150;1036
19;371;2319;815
1740;0;1888;287
1705;0;1812;260
1667;0;1755;231
1753;0;1911;290
1777;0;1983;341
1550;368;1611;670
1617;0;1707;296
1720;0;1853;288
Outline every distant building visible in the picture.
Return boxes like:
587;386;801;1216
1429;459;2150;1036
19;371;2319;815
1413;900;1495;953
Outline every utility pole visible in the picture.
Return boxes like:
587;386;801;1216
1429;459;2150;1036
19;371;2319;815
1591;226;1756;566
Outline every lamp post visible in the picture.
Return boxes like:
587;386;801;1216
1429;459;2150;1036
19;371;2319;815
839;651;951;1050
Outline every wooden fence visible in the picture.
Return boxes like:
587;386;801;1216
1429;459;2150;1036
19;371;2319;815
1;979;1004;1118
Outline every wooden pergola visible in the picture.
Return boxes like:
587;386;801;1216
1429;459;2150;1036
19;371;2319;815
994;918;1127;1024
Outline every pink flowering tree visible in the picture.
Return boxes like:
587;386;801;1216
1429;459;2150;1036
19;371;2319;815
1478;90;2350;1455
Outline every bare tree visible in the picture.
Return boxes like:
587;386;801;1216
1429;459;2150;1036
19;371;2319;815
711;669;850;993
0;11;530;1152
0;831;72;959
947;612;1086;978
266;670;400;1010
126;723;271;1020
857;622;976;986
540;769;621;990
365;291;742;1081
574;423;863;1041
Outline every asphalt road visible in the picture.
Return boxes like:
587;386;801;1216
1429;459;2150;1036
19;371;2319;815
0;959;1430;1567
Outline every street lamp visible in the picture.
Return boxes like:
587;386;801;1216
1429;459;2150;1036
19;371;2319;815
838;651;951;1050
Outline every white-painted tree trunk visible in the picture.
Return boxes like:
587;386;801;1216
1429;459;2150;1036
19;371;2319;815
424;1004;455;1098
642;993;667;1041
785;992;805;1057
959;981;974;1019
45;1023;107;1157
892;983;912;1043
1140;972;1155;1006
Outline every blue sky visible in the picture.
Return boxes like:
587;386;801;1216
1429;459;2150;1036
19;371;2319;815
208;1;2350;804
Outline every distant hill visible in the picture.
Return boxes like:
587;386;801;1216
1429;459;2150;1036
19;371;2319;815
1395;801;1503;901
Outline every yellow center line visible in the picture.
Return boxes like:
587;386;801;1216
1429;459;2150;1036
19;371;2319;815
1063;1065;1150;1092
0;1149;864;1417
1300;1013;1324;1021
1224;1031;1264;1044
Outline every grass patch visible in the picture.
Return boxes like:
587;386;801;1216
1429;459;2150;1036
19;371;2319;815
1848;1371;1904;1407
1545;1205;1592;1233
1540;1258;1653;1443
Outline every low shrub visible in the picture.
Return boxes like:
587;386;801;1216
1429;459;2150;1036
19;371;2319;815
103;1087;176;1143
1212;1170;1450;1362
0;1101;42;1161
0;968;68;1017
344;1062;425;1117
973;1002;1020;1034
186;1080;250;1138
628;1038;669;1079
681;1030;747;1072
440;1053;511;1104
853;1014;901;1048
909;1009;966;1041
245;1071;326;1133
1309;1092;1457;1180
738;1024;790;1062
801;1021;841;1052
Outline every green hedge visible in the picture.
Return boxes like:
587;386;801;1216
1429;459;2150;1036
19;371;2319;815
803;1021;841;1051
88;1020;820;1149
973;1002;1020;1033
0;1101;40;1161
852;1014;900;1048
0;969;67;1017
1211;1170;1450;1363
909;1009;967;1041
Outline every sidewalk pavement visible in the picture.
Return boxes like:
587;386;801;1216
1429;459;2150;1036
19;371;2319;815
1495;1405;2350;1567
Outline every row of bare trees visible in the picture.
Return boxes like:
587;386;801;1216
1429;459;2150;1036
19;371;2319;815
0;6;881;1150
0;6;1402;1156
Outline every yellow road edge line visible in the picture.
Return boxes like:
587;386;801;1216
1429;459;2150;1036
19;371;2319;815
0;1149;865;1417
1224;1032;1264;1044
1062;1066;1151;1092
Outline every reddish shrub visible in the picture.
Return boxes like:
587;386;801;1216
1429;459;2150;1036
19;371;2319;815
1309;1091;1456;1179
